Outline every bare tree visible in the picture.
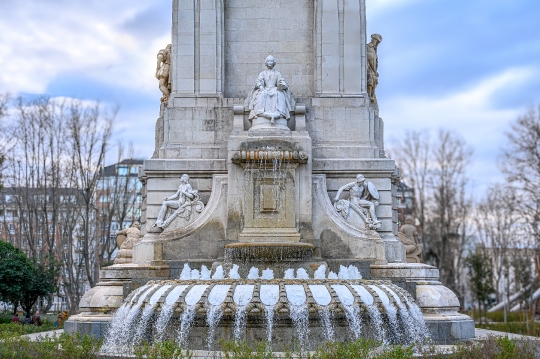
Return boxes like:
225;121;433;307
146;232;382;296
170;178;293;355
0;94;9;191
391;128;474;305
2;97;116;313
98;142;141;264
388;130;431;248
67;101;115;288
426;129;473;304
501;105;540;252
475;186;518;304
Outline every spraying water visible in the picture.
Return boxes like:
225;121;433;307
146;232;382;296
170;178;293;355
314;265;327;279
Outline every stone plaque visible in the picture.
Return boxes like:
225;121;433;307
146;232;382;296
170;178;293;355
260;184;279;212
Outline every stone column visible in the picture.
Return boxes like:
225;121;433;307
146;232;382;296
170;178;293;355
172;0;223;97
316;0;367;97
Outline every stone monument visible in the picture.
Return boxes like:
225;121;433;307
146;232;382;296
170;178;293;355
398;215;423;263
113;222;142;265
66;0;474;347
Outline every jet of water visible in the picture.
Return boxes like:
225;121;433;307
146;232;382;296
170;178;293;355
296;268;309;279
191;268;201;279
212;265;225;279
347;265;362;279
338;265;350;279
314;265;327;279
284;268;295;279
247;267;260;279
228;264;241;279
261;268;274;279
200;265;211;280
180;263;191;280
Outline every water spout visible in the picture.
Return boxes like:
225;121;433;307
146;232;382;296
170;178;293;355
314;265;327;279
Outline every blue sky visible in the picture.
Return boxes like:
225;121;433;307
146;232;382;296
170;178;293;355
0;0;539;195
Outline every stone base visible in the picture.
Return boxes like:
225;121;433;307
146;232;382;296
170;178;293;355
424;313;475;344
371;263;475;343
64;313;112;338
238;228;301;242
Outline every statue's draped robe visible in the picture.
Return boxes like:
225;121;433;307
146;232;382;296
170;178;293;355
246;69;294;121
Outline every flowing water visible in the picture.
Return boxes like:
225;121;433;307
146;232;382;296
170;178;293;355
368;285;401;343
101;265;429;352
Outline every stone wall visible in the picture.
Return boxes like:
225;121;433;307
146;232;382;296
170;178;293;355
224;0;314;98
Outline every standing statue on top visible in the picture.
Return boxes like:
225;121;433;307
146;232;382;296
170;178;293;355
152;174;204;230
334;174;381;230
398;215;423;263
156;44;172;103
367;34;382;104
246;55;295;128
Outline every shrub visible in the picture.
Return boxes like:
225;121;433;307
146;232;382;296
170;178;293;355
0;332;102;359
0;319;60;338
478;322;540;337
133;340;192;359
221;340;274;359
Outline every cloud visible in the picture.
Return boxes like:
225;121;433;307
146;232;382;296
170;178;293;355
384;67;535;193
0;0;169;97
367;0;425;16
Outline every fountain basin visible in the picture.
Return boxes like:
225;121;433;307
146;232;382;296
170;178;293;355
101;278;429;352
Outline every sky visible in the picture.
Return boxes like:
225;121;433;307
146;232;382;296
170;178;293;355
0;0;539;196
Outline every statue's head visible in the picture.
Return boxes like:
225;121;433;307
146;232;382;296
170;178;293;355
405;215;414;225
371;33;383;45
132;221;140;228
181;174;190;182
356;174;365;184
166;44;171;50
264;55;276;69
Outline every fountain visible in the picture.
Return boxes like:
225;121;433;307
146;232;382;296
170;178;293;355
65;0;474;352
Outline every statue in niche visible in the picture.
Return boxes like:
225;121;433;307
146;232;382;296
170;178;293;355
151;174;204;230
156;44;172;103
113;222;142;264
334;174;381;230
398;215;423;263
367;34;382;104
245;55;295;125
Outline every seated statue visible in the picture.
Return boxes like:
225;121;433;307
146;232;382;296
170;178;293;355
114;222;142;265
245;55;295;128
152;174;204;230
398;215;423;263
334;174;381;230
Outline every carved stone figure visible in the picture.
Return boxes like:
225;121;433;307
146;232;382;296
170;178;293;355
245;55;295;127
398;215;423;263
113;222;142;264
334;174;381;229
156;44;172;103
152;174;204;230
367;34;382;104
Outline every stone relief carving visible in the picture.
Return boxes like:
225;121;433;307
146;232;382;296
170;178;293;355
398;215;423;263
151;174;204;230
156;44;172;103
113;222;142;264
245;55;295;127
333;174;381;230
367;34;382;104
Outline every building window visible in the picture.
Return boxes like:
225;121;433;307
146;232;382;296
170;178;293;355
117;166;128;176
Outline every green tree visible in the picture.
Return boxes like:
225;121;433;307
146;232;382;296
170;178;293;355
20;256;61;314
0;241;60;314
0;240;32;313
465;252;495;325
